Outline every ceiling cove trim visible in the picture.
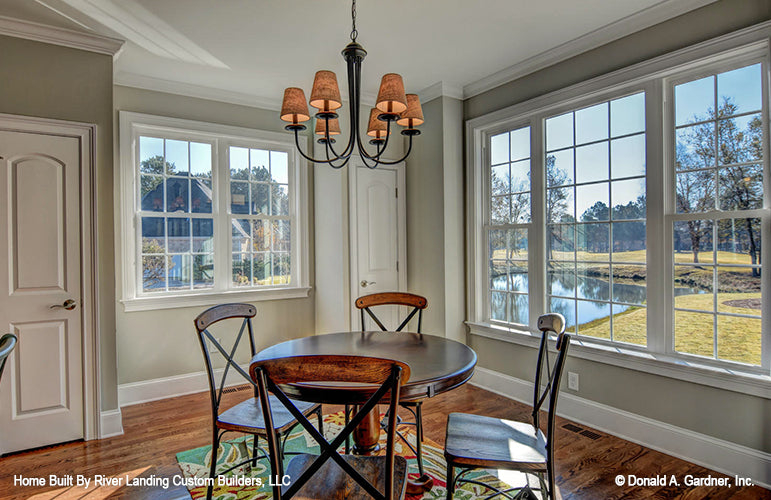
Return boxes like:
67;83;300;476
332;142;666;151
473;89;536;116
418;81;464;104
114;71;282;111
463;0;718;99
0;14;123;56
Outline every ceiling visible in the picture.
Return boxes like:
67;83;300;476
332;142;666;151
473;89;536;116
0;0;716;108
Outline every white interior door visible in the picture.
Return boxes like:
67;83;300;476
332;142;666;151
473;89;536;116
0;129;84;453
351;163;405;330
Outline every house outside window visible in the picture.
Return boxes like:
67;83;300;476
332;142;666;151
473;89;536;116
466;34;769;387
119;112;310;311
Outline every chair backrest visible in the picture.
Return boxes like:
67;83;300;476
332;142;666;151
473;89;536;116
355;292;428;332
251;355;410;500
532;313;571;448
193;303;258;420
0;334;18;382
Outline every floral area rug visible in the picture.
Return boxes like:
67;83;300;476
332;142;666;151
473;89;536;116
176;411;533;499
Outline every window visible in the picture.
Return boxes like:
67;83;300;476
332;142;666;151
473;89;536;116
120;112;310;311
467;34;770;383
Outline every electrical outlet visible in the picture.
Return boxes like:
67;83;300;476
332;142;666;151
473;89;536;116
568;371;579;391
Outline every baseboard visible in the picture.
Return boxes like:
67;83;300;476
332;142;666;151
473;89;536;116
471;367;771;490
118;364;250;407
100;409;124;438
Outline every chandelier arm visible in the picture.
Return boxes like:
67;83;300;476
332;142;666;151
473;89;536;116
324;139;348;169
367;134;415;165
322;115;352;163
291;128;346;165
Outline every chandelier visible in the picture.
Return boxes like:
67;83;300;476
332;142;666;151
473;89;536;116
279;0;424;169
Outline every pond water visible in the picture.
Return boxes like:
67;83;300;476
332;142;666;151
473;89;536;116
492;274;702;327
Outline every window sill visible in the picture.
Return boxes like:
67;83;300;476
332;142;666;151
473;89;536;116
467;321;771;400
121;286;312;312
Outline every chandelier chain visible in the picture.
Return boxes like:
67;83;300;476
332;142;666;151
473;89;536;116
350;0;358;41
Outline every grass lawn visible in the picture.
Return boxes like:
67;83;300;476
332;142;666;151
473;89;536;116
574;292;761;366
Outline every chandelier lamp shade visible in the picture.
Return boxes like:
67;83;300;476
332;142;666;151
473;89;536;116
279;0;423;169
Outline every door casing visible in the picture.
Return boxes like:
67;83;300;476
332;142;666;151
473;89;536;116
0;113;99;445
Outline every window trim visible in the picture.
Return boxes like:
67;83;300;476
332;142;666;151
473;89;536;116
466;21;771;395
118;111;310;312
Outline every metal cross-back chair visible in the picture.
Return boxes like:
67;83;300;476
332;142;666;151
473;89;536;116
444;313;571;500
0;333;18;382
194;303;322;500
353;292;428;477
251;354;410;500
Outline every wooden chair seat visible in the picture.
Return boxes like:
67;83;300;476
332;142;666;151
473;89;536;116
445;412;547;471
283;454;408;500
217;396;319;434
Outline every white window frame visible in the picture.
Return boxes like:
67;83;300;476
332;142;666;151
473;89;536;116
466;22;771;398
119;111;310;312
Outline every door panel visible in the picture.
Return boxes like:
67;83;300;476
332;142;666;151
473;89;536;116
354;166;400;330
0;130;84;453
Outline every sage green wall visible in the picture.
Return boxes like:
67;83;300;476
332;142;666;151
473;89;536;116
464;0;771;452
113;86;316;384
406;96;465;341
0;35;118;411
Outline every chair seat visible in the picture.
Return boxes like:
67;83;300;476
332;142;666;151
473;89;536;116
217;395;318;434
283;453;408;500
445;412;547;471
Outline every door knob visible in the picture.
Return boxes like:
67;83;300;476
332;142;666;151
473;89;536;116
50;299;77;311
360;280;377;288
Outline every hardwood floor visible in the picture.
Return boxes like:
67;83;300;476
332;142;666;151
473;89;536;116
0;384;767;499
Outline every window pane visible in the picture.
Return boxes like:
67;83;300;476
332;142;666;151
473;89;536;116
611;134;645;179
490;132;508;165
252;183;269;215
546;150;574;186
675;75;714;126
717;63;762;116
232;253;252;286
674;266;713;311
575;143;608;184
141;175;164;211
139;137;164;173
273;220;291;253
674;310;714;357
491;164;510;195
230;181;249;214
676;123;715;171
717;316;761;365
232;219;251;252
577;264;609;301
717;218;761;266
168;254;191;290
675;170;716;213
512;193;530;223
548;261;575;298
142;255;167;291
610;93;645;137
270;151;289;184
166;178;189;213
491;195;511;224
718;114;763;165
191;177;213;213
252;220;271;252
548;225;575;260
192;218;213;253
253;252;270;284
165;139;188;174
612;265;646;305
273;253;291;284
190;142;212;179
577;300;611;339
576;223;609;261
612;304;646;346
546;112;573;151
510;127;530;161
250;149;270;180
230;147;249;179
193;254;214;289
510;294;529;325
491;291;508;322
575;102;608;145
141;217;165;250
547;187;574;223
510;159;530;192
272;184;290;216
612;222;646;261
167;217;190;253
611;178;645;219
717;267;760;298
577;183;609;221
549;297;576;333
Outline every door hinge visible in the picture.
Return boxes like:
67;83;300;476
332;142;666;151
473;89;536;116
395;187;398;198
396;261;399;272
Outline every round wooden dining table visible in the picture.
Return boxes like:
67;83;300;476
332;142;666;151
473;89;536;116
250;330;477;493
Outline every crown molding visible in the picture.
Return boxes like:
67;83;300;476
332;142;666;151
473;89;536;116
114;71;281;111
463;0;718;99
0;14;123;56
418;81;464;104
